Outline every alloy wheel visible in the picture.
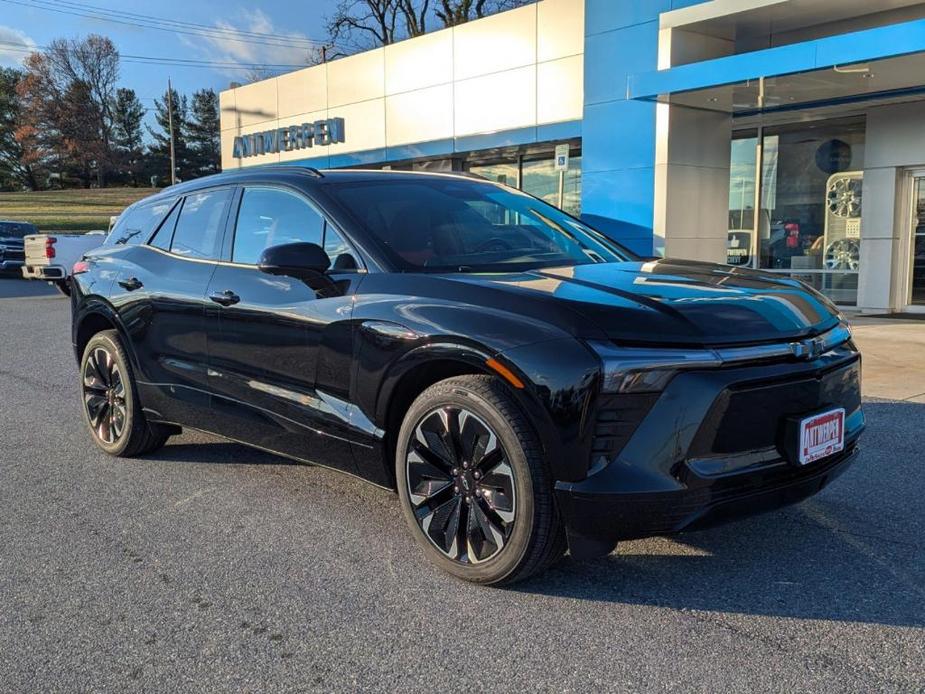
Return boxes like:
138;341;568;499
405;406;516;564
82;347;127;444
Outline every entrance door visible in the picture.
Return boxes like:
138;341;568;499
910;176;925;306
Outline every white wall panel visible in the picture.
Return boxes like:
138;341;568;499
327;48;385;107
219;90;236;132
385;28;453;95
277;65;327;119
386;84;454;146
537;0;584;61
233;78;278;128
453;4;537;81
325;99;386;155
454;66;536;136
537;55;583;124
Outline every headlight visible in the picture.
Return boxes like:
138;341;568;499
587;321;853;394
586;341;721;394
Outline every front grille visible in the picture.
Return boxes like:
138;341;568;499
590;393;659;467
690;360;861;457
0;247;25;261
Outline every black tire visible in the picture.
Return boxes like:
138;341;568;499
80;330;170;457
396;375;566;585
53;280;71;296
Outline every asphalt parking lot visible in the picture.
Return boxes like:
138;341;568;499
0;277;923;693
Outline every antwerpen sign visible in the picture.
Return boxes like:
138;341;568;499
233;117;345;159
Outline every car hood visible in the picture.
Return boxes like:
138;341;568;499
440;259;842;346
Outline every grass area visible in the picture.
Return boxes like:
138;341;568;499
0;188;161;232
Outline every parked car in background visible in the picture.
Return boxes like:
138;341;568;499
71;168;864;585
0;220;38;276
21;232;106;295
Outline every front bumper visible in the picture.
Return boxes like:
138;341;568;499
0;259;24;272
555;348;864;557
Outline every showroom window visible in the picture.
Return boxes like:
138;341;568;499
467;146;582;217
727;117;865;305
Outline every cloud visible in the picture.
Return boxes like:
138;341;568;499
0;25;37;68
179;9;323;82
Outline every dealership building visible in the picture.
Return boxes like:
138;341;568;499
220;0;925;312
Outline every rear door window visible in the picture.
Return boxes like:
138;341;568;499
107;198;176;246
170;188;233;260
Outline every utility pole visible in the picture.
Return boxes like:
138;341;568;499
167;77;177;186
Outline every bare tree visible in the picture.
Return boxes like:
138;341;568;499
328;0;402;51
327;0;528;52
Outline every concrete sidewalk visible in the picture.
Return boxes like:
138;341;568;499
849;316;925;402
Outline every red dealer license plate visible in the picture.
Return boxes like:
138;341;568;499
798;408;845;465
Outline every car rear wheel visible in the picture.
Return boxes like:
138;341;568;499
80;330;171;457
396;375;566;585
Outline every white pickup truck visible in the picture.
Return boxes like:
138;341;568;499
21;231;107;295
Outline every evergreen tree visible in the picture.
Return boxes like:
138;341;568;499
146;87;190;184
187;88;221;177
111;87;145;185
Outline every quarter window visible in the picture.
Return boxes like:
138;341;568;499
149;200;181;250
170;189;232;260
107;197;176;246
233;187;324;265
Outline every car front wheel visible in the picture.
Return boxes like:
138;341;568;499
80;330;171;457
396;375;565;585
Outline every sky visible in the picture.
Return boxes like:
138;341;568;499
0;0;343;127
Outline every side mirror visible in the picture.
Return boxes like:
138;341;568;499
258;242;331;280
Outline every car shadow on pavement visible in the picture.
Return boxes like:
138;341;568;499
517;400;925;629
149;440;295;467
0;276;60;299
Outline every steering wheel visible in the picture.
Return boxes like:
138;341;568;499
474;237;513;253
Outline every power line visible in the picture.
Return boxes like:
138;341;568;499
0;39;313;70
0;0;346;51
41;0;336;48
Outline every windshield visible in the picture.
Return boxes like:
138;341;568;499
325;176;631;272
0;222;37;239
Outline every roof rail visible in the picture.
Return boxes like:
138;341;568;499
301;166;324;178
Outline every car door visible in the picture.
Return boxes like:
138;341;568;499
111;187;233;429
204;185;365;473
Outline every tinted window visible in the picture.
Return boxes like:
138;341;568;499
232;187;324;264
149;201;181;250
0;221;38;238
326;178;629;272
106;198;176;246
170;189;232;260
323;225;358;270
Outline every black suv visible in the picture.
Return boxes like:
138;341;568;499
0;220;36;274
72;168;863;584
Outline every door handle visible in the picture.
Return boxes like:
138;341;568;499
209;289;240;306
118;277;143;291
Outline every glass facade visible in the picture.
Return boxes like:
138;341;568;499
727;117;866;305
912;177;925;305
468;149;582;216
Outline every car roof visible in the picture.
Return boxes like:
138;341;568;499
149;167;482;198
